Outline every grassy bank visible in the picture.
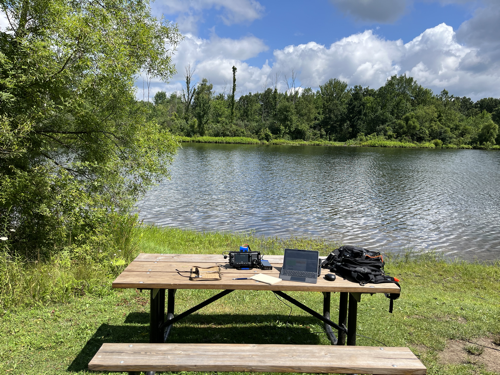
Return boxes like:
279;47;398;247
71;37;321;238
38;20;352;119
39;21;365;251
1;226;499;374
176;135;500;150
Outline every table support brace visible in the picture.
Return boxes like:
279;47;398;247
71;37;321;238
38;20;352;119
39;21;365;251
159;289;235;334
273;291;346;335
152;289;349;348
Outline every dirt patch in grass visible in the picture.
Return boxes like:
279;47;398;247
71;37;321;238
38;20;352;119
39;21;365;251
439;337;500;373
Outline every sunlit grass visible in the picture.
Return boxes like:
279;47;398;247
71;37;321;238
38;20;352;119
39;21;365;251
175;135;496;150
135;225;341;256
1;226;499;374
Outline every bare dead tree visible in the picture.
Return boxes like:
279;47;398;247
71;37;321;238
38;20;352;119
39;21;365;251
146;71;151;102
291;69;300;103
182;64;196;121
272;72;281;92
230;66;237;124
283;69;300;103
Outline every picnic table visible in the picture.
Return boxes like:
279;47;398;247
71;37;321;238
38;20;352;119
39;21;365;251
89;253;426;374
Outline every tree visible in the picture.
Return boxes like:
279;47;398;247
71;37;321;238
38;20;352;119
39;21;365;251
192;78;213;136
475;97;500;114
182;64;196;121
319;78;349;140
210;95;230;132
295;88;318;126
237;93;260;126
0;0;181;260
377;75;416;121
259;88;277;125
276;100;297;138
230;66;237;124
154;91;167;106
492;106;500;145
476;111;499;145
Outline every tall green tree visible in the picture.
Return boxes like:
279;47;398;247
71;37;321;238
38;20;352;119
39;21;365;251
295;88;318;127
0;0;181;259
192;78;213;136
476;111;499;145
319;78;349;140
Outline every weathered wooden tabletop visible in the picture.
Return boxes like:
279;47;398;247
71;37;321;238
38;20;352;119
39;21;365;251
113;253;401;294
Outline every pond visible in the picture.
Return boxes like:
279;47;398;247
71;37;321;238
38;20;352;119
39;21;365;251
137;143;500;261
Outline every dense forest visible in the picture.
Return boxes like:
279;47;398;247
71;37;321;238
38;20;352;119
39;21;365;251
146;72;500;147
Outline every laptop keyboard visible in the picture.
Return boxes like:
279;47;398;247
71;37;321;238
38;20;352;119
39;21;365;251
282;270;317;278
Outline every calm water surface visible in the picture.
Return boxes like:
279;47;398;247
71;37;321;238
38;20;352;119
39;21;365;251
137;144;500;261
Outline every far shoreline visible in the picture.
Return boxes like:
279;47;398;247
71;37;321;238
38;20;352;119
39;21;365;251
175;135;500;150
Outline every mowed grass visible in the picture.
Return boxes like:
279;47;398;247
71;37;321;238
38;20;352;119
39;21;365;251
1;226;499;375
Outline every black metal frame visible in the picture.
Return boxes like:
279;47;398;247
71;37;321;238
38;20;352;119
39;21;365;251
148;288;360;345
139;288;362;375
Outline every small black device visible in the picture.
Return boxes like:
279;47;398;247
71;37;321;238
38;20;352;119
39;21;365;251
227;250;262;269
224;245;272;270
260;259;273;270
324;273;336;281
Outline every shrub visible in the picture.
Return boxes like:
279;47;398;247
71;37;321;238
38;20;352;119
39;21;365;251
432;139;443;147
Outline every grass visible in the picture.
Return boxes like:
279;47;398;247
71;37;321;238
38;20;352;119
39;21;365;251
176;135;499;150
176;136;262;144
1;226;499;374
465;344;484;356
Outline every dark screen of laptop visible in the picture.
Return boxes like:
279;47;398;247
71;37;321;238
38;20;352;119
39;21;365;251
284;250;317;272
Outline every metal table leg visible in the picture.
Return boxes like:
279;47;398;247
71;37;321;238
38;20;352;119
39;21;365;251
322;292;338;344
347;293;360;346
337;292;348;345
164;289;176;342
146;289;166;375
149;289;165;344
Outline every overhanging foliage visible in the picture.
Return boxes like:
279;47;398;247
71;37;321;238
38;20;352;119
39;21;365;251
0;0;181;260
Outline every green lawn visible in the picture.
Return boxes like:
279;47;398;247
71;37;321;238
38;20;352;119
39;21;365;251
1;227;499;374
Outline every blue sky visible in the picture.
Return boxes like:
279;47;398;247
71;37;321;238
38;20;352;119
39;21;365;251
138;0;500;101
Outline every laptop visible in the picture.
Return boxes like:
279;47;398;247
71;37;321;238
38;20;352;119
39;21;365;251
279;249;320;284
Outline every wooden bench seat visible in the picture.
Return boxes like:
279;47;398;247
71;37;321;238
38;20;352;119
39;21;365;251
89;343;426;374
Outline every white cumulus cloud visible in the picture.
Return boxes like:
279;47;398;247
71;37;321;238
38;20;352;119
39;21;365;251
153;0;265;34
144;1;500;101
172;33;268;80
268;23;499;99
272;31;403;89
139;33;270;98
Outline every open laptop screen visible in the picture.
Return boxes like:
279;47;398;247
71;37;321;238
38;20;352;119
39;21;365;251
283;249;319;273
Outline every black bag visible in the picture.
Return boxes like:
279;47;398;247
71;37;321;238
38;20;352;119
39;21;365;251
321;245;401;313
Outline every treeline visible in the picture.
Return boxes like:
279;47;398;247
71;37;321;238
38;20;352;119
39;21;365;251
145;74;500;147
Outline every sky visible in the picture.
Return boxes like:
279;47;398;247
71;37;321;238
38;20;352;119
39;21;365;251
1;0;499;101
137;0;500;102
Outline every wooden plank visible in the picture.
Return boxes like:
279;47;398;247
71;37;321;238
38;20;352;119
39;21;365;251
123;261;280;273
112;268;400;293
114;254;401;294
133;253;287;263
89;343;426;374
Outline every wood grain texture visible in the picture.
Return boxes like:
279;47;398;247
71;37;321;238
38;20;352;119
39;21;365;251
89;343;426;374
113;254;401;294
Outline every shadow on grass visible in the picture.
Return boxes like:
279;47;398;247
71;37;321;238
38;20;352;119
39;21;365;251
68;313;324;372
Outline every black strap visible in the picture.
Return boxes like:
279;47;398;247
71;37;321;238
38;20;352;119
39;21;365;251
385;281;401;313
